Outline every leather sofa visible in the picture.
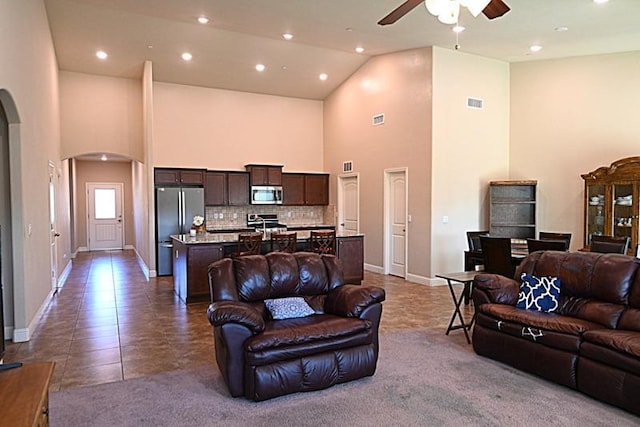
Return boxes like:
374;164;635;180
207;251;385;401
472;250;640;415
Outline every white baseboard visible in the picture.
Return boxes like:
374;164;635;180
133;247;151;280
4;326;13;341
13;287;58;342
77;246;89;252
57;259;73;289
364;263;383;274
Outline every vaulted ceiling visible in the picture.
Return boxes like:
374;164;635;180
45;0;640;100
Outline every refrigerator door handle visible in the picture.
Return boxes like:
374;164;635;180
178;190;184;233
160;243;174;248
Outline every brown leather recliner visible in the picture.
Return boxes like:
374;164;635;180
472;251;640;416
207;252;385;401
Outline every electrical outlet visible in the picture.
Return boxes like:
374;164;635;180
213;213;219;219
287;212;292;218
219;213;224;219
233;213;237;219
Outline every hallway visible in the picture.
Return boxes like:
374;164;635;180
4;250;469;391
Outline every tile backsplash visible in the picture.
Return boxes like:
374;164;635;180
205;205;331;230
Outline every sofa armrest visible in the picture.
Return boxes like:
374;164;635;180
325;284;386;317
207;301;265;333
472;273;519;309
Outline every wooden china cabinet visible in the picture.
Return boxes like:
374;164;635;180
581;156;640;254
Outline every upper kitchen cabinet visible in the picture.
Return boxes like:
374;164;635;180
155;168;205;186
227;172;250;205
205;172;227;206
582;156;640;254
489;180;537;239
282;173;305;205
304;174;329;205
245;164;283;186
205;171;249;206
282;173;329;206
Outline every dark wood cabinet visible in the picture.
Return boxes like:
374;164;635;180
304;174;329;205
282;173;305;205
173;239;224;303
227;172;250;205
205;171;249;206
155;168;205;186
205;172;227;206
246;164;283;186
336;235;364;284
282;173;329;206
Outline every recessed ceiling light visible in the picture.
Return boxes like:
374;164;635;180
282;33;293;40
182;52;193;61
355;46;364;53
96;50;108;60
197;16;209;24
281;65;288;70
453;25;465;33
529;45;543;53
345;27;353;31
100;154;108;161
554;26;569;32
147;45;154;49
255;64;266;72
593;0;609;4
319;73;328;81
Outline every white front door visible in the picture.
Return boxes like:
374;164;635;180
338;174;359;233
87;183;124;251
385;169;407;278
48;162;58;291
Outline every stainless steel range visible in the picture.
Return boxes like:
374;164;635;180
247;213;287;237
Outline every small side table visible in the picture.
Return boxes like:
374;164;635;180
0;362;55;426
436;271;478;344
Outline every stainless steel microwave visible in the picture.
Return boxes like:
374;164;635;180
251;186;283;204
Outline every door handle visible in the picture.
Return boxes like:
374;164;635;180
54;233;61;237
340;223;345;227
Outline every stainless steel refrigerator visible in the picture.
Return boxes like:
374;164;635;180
155;187;205;276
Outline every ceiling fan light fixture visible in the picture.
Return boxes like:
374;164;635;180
437;2;460;24
460;0;491;17
425;0;448;17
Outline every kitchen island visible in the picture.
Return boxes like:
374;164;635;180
171;230;364;303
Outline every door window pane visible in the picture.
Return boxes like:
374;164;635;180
95;188;116;219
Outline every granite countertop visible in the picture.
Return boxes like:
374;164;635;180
171;229;363;245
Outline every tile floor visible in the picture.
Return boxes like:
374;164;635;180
3;250;474;391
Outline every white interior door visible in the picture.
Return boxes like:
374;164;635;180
48;162;58;291
385;169;407;278
87;183;124;250
338;175;359;233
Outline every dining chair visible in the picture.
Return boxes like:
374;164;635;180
466;231;489;252
479;236;516;278
309;230;336;255
590;235;630;254
539;232;572;250
526;238;568;254
270;231;297;253
231;232;263;257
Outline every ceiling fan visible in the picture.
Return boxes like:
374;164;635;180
378;0;510;26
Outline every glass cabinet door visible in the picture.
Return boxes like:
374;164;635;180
586;184;606;243
612;182;634;242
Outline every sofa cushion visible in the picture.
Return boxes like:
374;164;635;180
516;273;561;312
583;329;640;360
264;297;315;320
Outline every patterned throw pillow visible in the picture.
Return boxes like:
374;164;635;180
516;273;561;312
264;297;315;320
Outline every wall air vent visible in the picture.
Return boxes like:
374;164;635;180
372;113;385;126
467;97;483;109
343;161;353;173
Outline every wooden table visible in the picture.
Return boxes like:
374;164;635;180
436;271;480;344
0;362;55;426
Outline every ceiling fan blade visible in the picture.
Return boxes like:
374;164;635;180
482;0;510;19
378;0;425;26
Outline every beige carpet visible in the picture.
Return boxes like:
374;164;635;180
50;329;639;426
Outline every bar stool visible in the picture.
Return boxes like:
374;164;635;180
309;230;336;255
230;232;263;257
270;231;297;253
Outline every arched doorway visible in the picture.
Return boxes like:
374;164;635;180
0;88;25;343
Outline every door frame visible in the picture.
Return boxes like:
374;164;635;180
48;161;58;292
86;182;124;251
337;173;360;234
383;167;409;277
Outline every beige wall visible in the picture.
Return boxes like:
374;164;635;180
510;51;640;250
431;47;510;274
0;0;64;338
60;71;143;162
152;82;324;172
324;48;433;279
74;160;134;251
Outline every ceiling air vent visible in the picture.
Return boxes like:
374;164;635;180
343;161;353;173
372;113;385;126
467;97;483;109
